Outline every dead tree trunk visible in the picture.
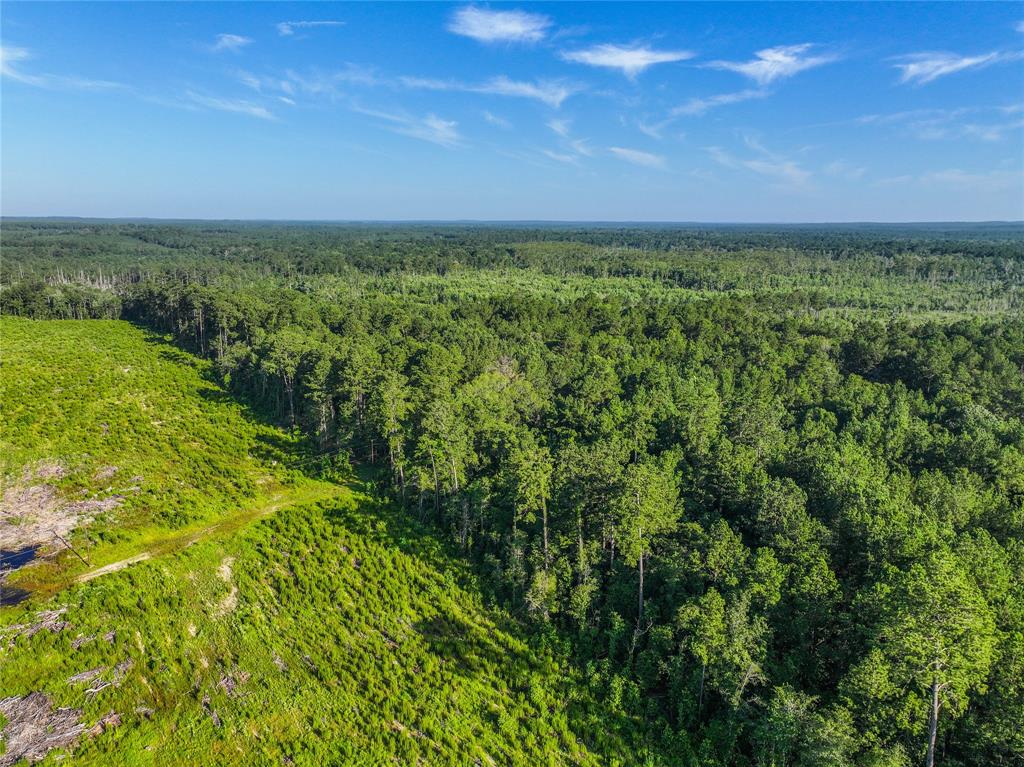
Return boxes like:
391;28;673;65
926;674;941;767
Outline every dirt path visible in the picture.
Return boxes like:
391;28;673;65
73;482;343;585
77;553;151;582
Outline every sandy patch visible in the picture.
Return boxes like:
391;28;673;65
1;462;124;552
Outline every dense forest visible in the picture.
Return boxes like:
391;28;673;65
3;220;1023;766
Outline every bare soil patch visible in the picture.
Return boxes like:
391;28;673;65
1;462;124;553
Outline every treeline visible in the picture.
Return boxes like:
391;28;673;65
2;221;1022;315
93;278;1024;767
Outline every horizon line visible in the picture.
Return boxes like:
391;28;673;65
4;216;1023;227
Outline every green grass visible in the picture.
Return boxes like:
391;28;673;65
0;319;650;765
2;494;651;765
1;317;307;594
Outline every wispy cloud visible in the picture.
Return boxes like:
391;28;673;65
855;106;1024;142
542;149;580;165
476;76;574;107
238;70;298;94
237;65;380;102
448;6;551;43
707;138;811;189
922;168;1020;191
707;44;835;85
483;110;511;128
561;44;694;78
960;119;1024;142
353;106;460;147
547;118;571;137
186;91;275;120
1017;20;1024;34
211;34;253;53
609;146;666;169
670;88;767;117
636;89;766;141
277;20;345;37
1;45;37;83
537;118;594;166
292;64;380;91
892;50;1020;85
0;45;125;90
401;74;577;108
239;65;575;109
636;121;667;140
873;168;1020;192
824;160;866;180
569;139;594;157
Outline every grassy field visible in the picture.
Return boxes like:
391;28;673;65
0;317;310;597
0;319;651;765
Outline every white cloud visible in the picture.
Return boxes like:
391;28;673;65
892;51;1020;85
312;64;380;87
569;139;594;157
242;67;575;109
398;76;452;90
240;65;380;101
636;121;665;140
448;6;551;43
636;89;764;142
277;20;345;36
922;168;1019;191
960;119;1024;141
186;91;275;120
475;76;575;107
212;34;253;53
1;45;48;87
854;108;954;126
609;146;666;168
873;168;1019;192
403;74;576;107
824;160;866;180
353;106;460;147
483;110;511;128
0;45;125;90
562;44;694;78
855;106;1024;142
547;118;571;136
542;149;579;164
744;157;811;187
539;120;593;164
670;88;767;117
707;44;835;85
707;140;811;189
0;45;31;72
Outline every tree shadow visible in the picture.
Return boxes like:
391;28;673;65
125;323;660;761
133;323;317;465
0;583;30;607
321;485;658;763
413;614;529;677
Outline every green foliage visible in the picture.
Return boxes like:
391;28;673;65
0;323;652;765
0;318;307;596
2;222;1023;765
2;493;656;765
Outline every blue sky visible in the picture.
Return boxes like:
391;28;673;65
2;2;1022;221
